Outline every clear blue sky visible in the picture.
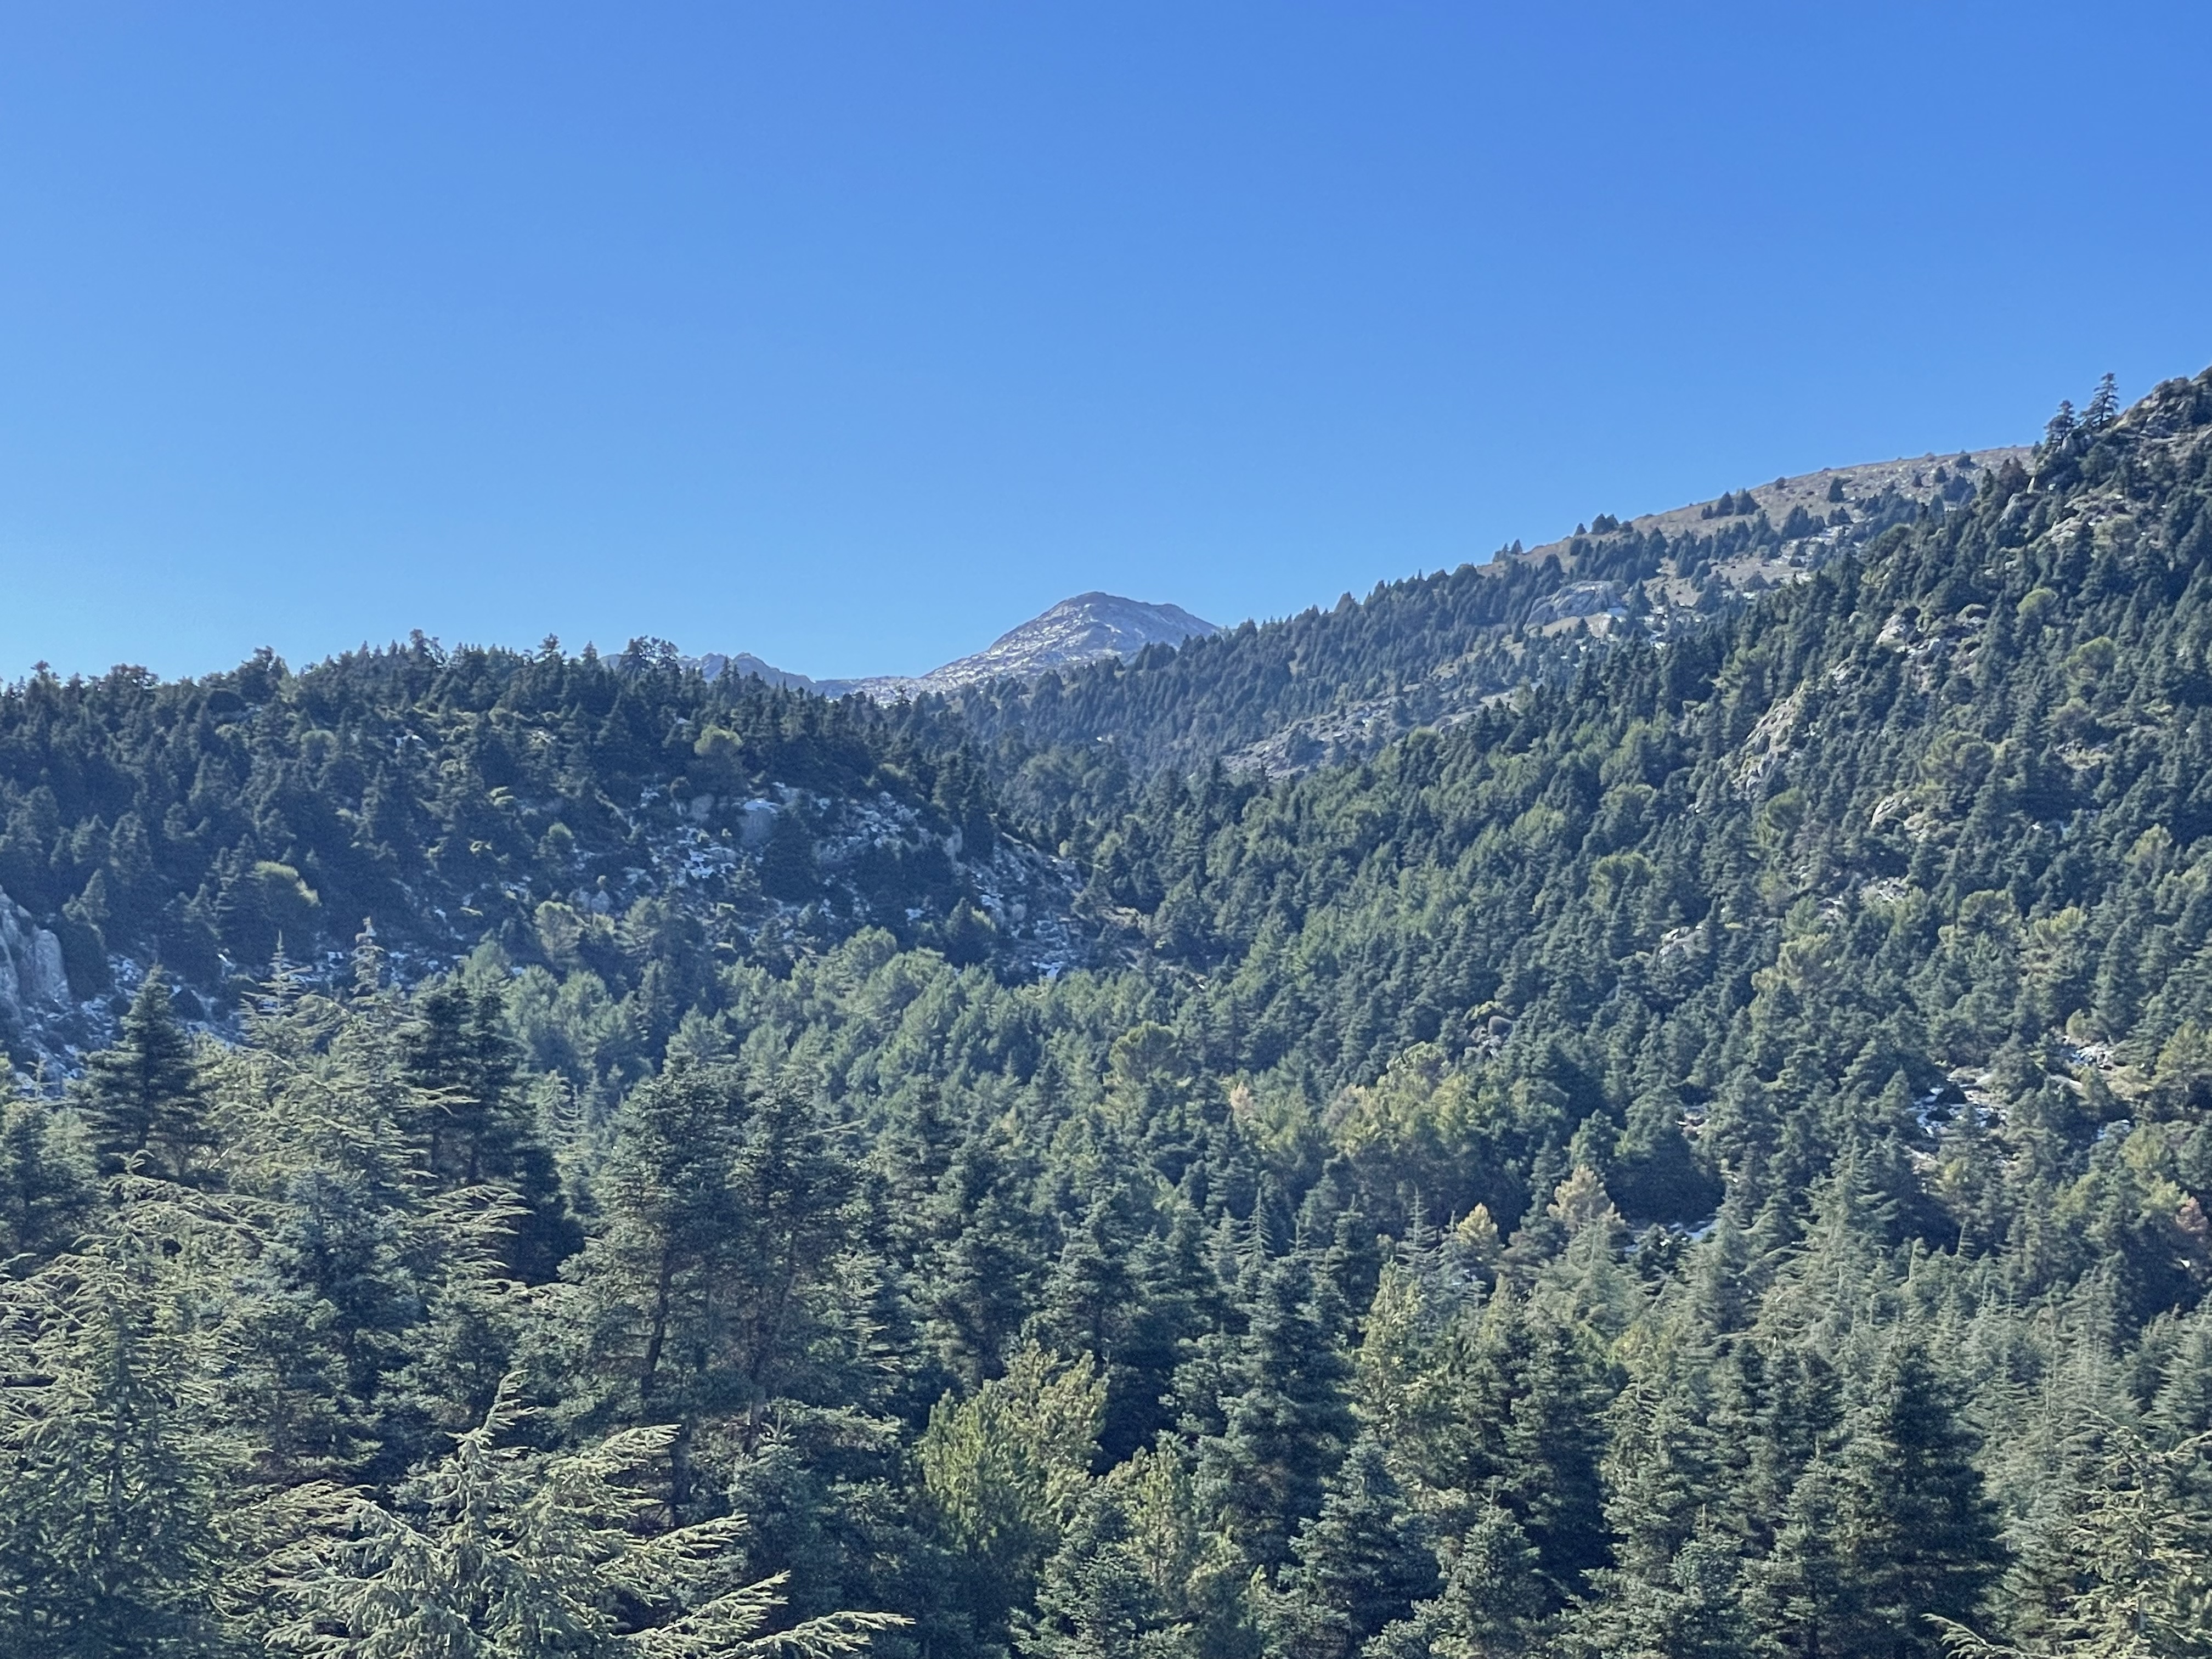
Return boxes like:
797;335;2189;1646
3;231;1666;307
3;3;2207;682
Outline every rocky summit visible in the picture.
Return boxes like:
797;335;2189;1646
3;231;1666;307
827;591;1219;699
695;592;1219;701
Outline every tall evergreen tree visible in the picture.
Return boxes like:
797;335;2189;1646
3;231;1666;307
400;982;524;1185
0;1090;97;1267
400;980;577;1278
921;1344;1105;1652
267;1384;904;1657
0;1235;235;1657
1264;1435;1440;1659
1827;1337;2005;1659
1022;1447;1258;1659
564;1059;747;1434
1419;1502;1548;1659
1199;1251;1357;1572
76;971;212;1182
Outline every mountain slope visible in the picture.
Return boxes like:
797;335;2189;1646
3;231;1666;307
1059;367;2212;1272
952;445;2029;779
692;592;1218;701
5;370;2211;1659
0;644;1086;1063
1087;382;2196;1046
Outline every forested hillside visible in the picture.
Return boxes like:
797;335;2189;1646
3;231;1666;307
952;444;2018;784
0;637;1077;1070
4;370;2212;1657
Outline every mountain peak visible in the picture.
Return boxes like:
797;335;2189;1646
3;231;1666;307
949;592;1218;684
703;592;1220;701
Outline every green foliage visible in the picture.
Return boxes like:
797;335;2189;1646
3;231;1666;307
919;1344;1105;1640
1261;1435;1439;1659
1;369;2211;1654
1199;1251;1357;1571
0;1210;240;1657
0;639;1010;1033
77;970;213;1181
0;1086;96;1268
1022;1448;1257;1659
262;1383;907;1657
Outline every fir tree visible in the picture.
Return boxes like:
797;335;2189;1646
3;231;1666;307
0;1090;97;1267
2083;372;2121;434
400;980;577;1278
921;1344;1105;1651
1420;1502;1548;1659
1199;1251;1357;1572
77;970;213;1182
1265;1435;1440;1659
1022;1447;1258;1659
266;1382;904;1656
0;1233;236;1657
1828;1337;2005;1659
565;1059;747;1430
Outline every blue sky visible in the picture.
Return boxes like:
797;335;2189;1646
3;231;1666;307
2;3;2207;682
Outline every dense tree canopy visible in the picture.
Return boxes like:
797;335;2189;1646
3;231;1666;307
4;371;2212;1655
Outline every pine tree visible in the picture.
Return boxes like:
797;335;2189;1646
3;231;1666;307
386;1187;537;1454
400;981;523;1185
718;1077;862;1432
921;1344;1105;1651
2083;373;2120;434
2148;1306;2212;1441
225;1165;420;1483
1022;1447;1257;1659
1034;1174;1201;1463
0;1232;236;1657
1748;1455;1854;1659
1199;1251;1357;1572
565;1060;747;1431
922;1113;1046;1389
1036;1184;1144;1367
1420;1502;1548;1659
1592;1331;1727;1589
1565;1510;1751;1659
0;1089;97;1267
1827;1337;2005;1659
266;1383;905;1657
1954;1416;2212;1659
77;970;213;1182
1108;1200;1224;1463
1498;1311;1612;1598
1265;1435;1440;1659
2043;399;2079;455
563;1063;857;1514
400;981;577;1279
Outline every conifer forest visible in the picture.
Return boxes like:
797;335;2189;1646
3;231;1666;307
8;370;2212;1657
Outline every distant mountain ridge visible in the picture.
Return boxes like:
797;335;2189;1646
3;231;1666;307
949;443;2034;777
693;591;1218;700
684;651;821;693
665;450;2030;781
12;352;2212;1659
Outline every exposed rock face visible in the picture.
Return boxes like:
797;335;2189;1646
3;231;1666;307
0;890;69;1024
862;592;1220;697
1527;580;1622;625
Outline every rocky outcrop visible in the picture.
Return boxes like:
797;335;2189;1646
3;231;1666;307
687;594;1221;703
0;890;69;1025
860;592;1219;697
1527;580;1623;625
